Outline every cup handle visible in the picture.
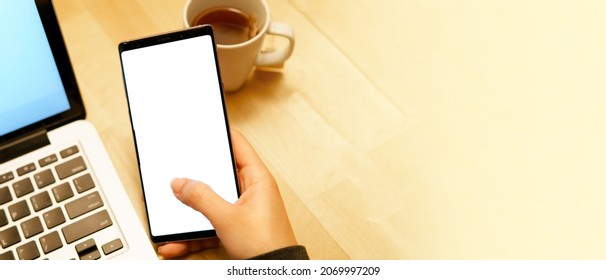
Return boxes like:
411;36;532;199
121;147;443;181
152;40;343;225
256;22;295;67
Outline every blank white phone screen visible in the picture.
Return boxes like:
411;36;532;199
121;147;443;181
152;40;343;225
121;35;238;237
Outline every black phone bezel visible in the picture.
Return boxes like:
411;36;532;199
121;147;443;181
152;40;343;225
118;25;240;243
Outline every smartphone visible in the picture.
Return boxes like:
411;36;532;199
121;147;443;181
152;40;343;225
118;25;239;243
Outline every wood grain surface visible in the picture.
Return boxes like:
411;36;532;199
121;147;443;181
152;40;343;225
53;0;606;259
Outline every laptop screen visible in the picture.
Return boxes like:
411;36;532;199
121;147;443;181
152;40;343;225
0;1;70;136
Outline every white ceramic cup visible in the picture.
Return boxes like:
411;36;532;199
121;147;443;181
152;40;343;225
184;0;295;92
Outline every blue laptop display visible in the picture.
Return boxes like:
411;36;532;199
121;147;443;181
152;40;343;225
0;1;70;137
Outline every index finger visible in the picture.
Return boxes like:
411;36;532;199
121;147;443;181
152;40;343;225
230;129;265;170
229;129;275;193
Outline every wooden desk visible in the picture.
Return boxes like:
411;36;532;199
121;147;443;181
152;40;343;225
53;0;606;259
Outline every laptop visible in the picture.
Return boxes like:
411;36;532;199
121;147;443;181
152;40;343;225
0;0;156;259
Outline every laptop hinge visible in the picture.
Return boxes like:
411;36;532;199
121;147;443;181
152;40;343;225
0;130;50;164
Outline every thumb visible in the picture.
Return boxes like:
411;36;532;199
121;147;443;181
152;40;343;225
171;178;232;223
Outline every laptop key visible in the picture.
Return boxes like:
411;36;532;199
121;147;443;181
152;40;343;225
0;186;11;205
8;200;30;222
43;207;66;229
0;172;14;184
80;249;101;260
34;169;55;189
75;238;101;260
21;216;44;238
39;231;63;254
31;191;53;212
16;241;40;260
55;156;87;180
0;250;15;260
75;238;96;253
102;238;124;255
13;178;34;198
52;182;74;203
16;163;36;176
60;146;79;158
62;210;112;244
0;226;21;249
38;154;58;167
0;209;7;227
74;173;95;193
65;191;104;219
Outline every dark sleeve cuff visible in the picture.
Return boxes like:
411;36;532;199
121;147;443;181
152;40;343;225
248;245;310;260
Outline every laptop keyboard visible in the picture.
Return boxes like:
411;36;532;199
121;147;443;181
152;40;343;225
0;143;126;260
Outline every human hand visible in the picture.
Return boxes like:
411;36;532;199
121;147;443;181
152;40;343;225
156;130;298;259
